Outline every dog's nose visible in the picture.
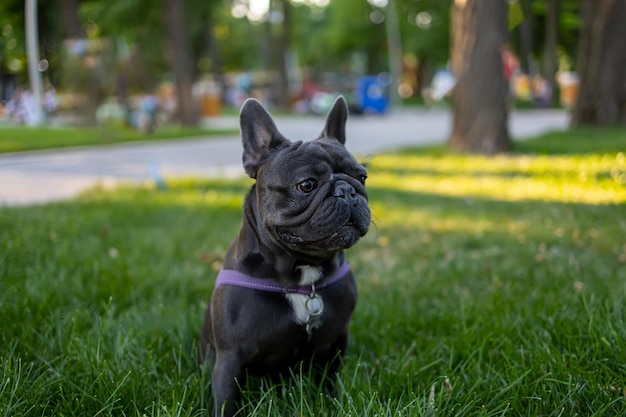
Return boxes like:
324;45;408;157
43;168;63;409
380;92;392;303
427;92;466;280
333;181;357;202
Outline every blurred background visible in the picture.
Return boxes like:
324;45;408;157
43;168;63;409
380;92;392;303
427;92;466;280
0;0;623;151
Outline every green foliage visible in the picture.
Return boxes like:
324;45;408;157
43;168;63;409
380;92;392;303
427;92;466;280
0;0;585;97
399;0;451;67
508;0;525;29
211;8;266;72
524;0;582;69
320;0;387;72
1;129;625;415
0;0;27;76
291;3;342;70
314;0;451;74
80;0;169;77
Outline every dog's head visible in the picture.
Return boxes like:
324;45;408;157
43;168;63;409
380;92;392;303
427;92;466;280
239;96;371;260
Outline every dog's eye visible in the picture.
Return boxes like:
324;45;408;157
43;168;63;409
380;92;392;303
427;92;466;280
297;179;317;193
359;175;367;184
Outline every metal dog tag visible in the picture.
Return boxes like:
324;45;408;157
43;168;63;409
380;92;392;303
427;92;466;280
305;295;324;316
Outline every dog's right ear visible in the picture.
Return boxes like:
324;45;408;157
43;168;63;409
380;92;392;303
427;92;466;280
320;95;349;145
240;99;288;178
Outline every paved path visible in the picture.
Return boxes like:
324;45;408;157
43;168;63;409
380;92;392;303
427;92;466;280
0;108;569;205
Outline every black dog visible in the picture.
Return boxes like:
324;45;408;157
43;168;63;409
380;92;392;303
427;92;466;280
200;96;371;416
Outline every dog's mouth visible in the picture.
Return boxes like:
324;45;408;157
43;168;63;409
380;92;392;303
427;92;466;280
276;217;368;252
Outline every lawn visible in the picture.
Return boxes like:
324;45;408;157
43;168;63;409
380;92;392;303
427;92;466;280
0;124;238;153
1;129;625;416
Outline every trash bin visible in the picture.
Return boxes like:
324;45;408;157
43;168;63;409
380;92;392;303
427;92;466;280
514;74;532;101
202;92;221;116
557;72;579;109
195;79;222;116
356;76;389;114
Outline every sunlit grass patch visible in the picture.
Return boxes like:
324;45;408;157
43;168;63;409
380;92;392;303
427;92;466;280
369;152;626;204
372;151;625;178
370;168;625;203
79;177;253;209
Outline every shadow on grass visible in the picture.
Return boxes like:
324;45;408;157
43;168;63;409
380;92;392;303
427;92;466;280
512;127;626;155
394;127;626;157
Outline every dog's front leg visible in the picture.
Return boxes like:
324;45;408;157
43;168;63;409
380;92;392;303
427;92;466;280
212;350;244;417
314;331;349;397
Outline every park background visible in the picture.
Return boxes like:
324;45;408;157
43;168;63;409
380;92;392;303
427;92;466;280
1;0;625;416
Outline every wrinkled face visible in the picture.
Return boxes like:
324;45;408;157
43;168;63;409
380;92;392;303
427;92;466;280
255;138;371;258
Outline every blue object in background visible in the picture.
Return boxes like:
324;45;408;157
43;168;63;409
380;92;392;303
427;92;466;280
356;75;389;114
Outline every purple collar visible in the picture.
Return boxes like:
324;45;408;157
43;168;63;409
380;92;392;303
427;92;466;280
215;262;351;295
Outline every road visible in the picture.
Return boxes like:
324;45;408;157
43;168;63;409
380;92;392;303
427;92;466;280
0;108;569;205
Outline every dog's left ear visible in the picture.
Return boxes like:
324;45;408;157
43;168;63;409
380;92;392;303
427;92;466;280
240;98;288;178
320;95;348;145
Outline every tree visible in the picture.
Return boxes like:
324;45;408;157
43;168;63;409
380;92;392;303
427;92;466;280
517;0;533;74
321;0;387;74
449;0;510;154
163;0;197;125
275;0;293;110
543;0;559;106
58;0;83;38
0;1;26;101
571;0;626;126
198;2;226;93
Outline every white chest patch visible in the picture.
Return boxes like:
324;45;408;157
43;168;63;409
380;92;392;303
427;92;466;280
285;265;324;327
296;265;323;285
285;293;316;325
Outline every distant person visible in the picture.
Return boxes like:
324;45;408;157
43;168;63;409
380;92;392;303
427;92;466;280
6;87;24;123
532;74;552;108
500;44;518;108
236;72;252;95
21;89;40;126
43;84;56;121
422;68;455;107
139;94;159;134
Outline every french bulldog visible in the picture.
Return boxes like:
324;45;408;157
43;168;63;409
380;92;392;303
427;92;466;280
200;96;371;417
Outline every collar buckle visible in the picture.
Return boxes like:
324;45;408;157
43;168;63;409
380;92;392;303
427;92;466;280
305;283;324;337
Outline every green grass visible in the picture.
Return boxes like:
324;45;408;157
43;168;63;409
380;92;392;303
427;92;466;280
1;129;625;416
0;124;238;153
514;126;626;155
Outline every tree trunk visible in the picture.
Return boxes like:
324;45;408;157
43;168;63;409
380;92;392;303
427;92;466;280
571;0;626;126
385;0;403;107
449;0;510;154
416;56;429;96
58;0;83;39
518;0;533;75
544;0;559;107
203;11;226;99
163;0;197;125
275;0;292;111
